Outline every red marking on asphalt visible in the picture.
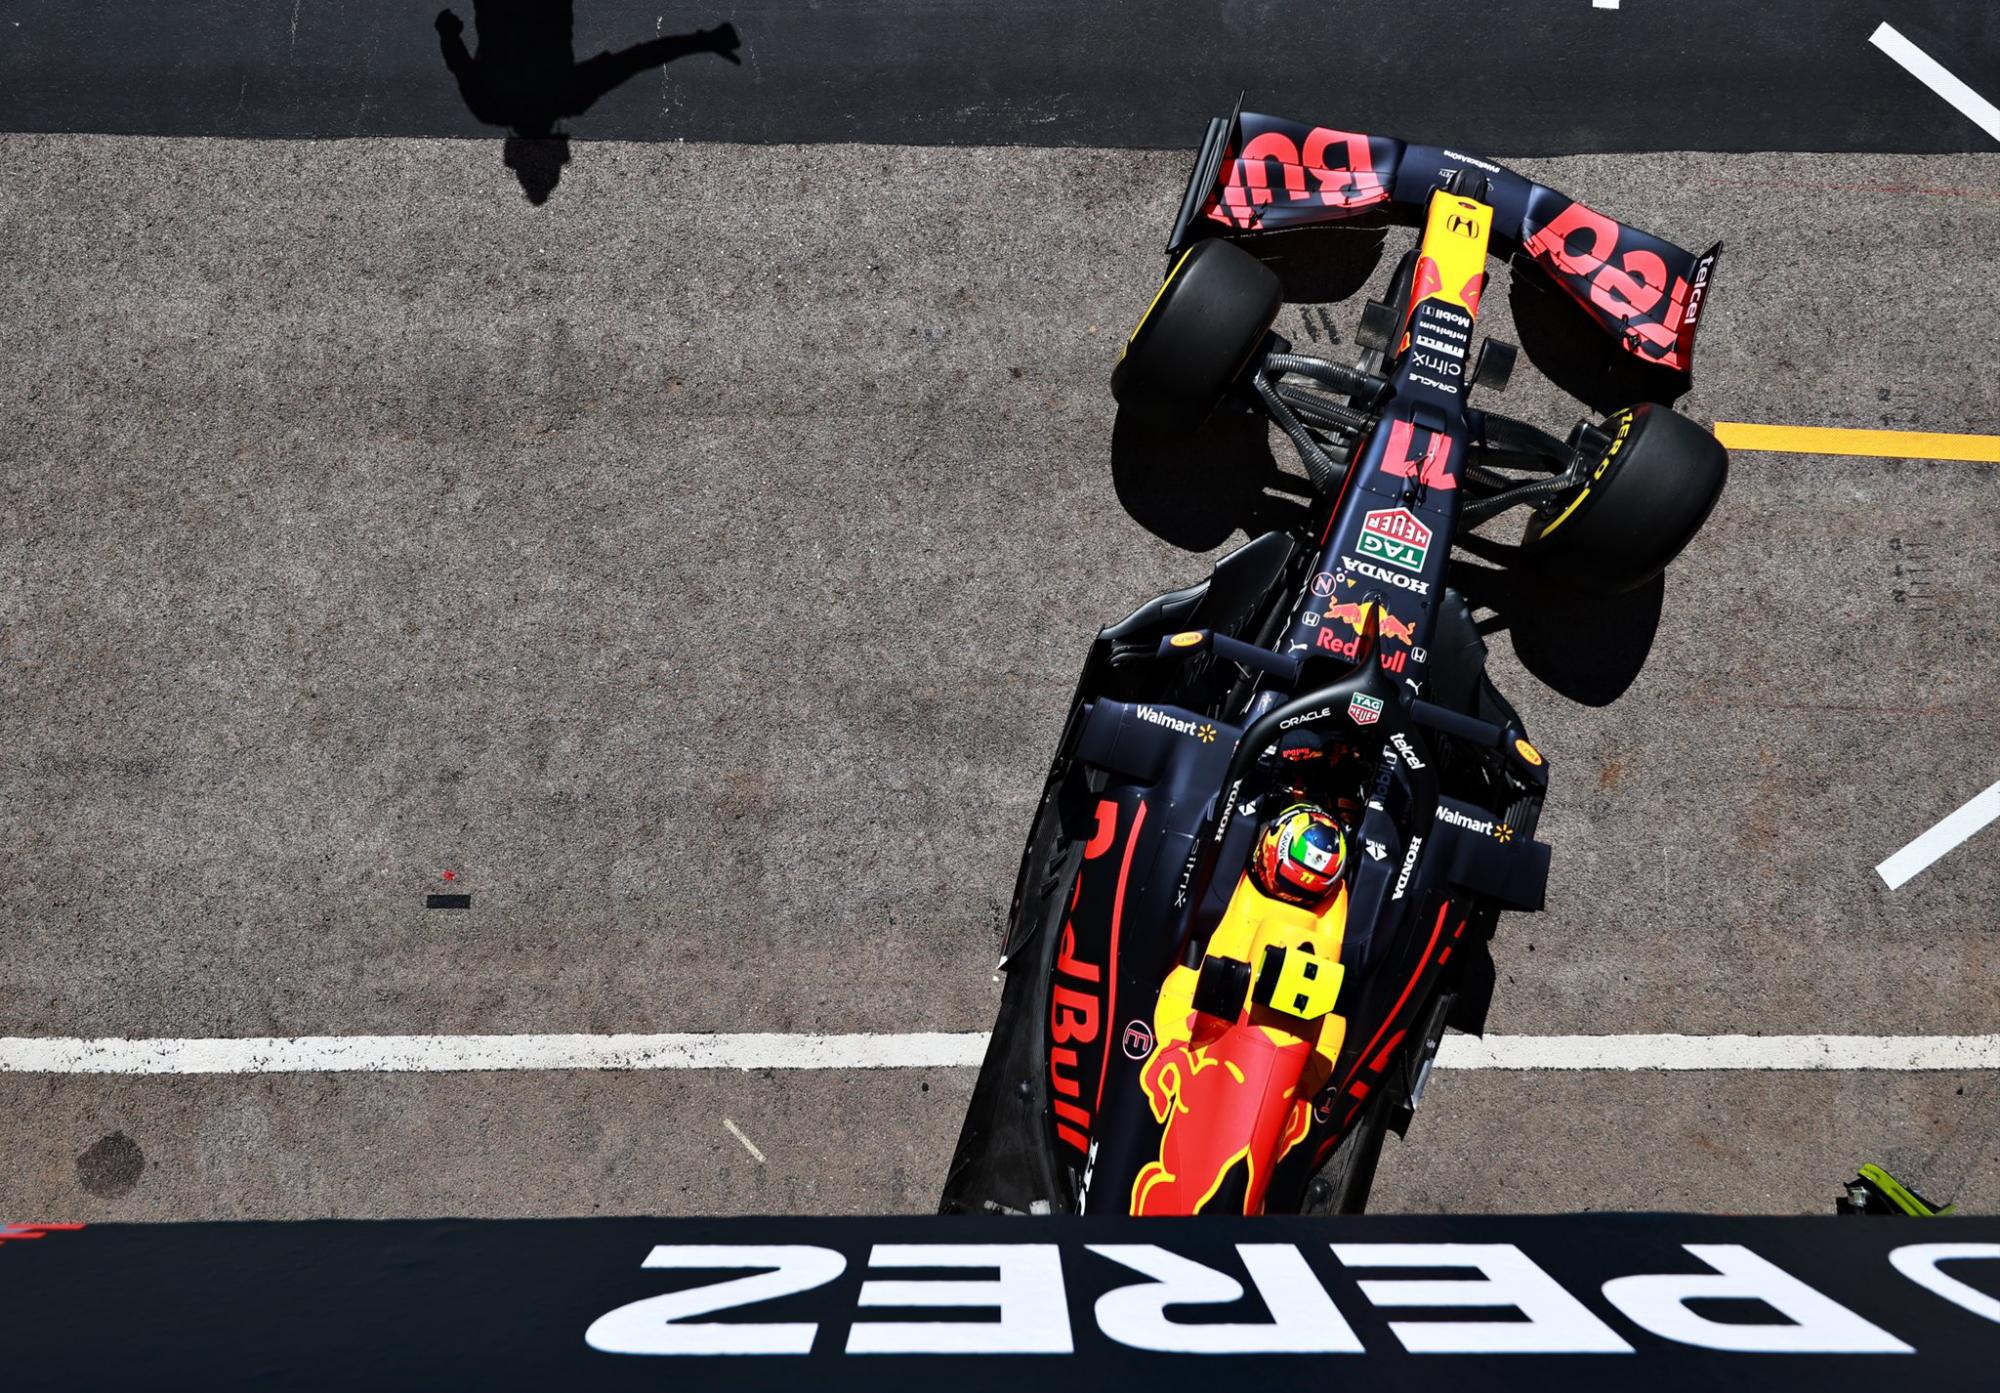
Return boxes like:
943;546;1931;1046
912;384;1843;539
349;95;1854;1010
442;870;456;881
1701;176;2000;202
1697;698;1963;719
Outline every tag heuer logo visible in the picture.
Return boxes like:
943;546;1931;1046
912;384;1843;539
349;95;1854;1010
1357;508;1432;574
1348;693;1384;726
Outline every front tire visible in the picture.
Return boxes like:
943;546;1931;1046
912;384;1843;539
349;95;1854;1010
940;766;1088;1215
1111;239;1282;431
1517;402;1727;594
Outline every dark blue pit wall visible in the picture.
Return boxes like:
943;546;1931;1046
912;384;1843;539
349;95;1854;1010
0;0;1994;150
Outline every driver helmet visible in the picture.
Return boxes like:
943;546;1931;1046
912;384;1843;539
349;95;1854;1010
1251;803;1347;906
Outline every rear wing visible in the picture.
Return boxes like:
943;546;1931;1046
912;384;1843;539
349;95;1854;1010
1168;109;1720;374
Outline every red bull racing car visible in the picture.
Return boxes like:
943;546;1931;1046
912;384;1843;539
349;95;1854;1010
941;109;1728;1216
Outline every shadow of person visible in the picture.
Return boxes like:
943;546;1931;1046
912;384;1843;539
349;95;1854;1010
437;3;739;204
502;135;571;204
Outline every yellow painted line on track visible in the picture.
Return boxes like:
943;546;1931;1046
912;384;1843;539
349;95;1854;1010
1713;422;2000;463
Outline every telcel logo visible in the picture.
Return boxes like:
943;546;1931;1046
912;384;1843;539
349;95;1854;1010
1390;733;1425;769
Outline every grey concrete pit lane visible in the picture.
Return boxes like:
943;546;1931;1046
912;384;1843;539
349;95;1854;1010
2;135;1996;1219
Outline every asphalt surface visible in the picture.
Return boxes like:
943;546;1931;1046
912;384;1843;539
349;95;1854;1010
3;134;1999;1219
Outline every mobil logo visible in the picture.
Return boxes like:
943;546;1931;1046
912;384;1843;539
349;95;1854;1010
1357;508;1432;574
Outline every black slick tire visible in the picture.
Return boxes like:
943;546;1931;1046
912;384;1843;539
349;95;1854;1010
1111;239;1282;431
1517;402;1727;594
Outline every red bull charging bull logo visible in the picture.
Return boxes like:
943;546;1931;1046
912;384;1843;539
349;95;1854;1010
1313;599;1416;673
1127;875;1353;1216
1131;1026;1314;1216
1320;599;1417;645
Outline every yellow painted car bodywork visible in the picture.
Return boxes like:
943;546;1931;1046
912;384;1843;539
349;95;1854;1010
1151;874;1351;1098
1414;191;1493;316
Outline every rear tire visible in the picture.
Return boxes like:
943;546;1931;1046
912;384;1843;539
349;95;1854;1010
1299;1091;1391;1215
940;767;1087;1215
1111;239;1282;431
1517;402;1727;594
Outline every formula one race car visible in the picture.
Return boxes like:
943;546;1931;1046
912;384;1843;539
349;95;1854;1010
942;109;1727;1216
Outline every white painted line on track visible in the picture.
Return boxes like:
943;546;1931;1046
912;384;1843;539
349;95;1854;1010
1871;22;2000;144
0;1033;992;1075
1593;0;1619;10
1877;778;2000;889
3;1032;1999;1074
722;1118;768;1165
1436;1034;2000;1071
